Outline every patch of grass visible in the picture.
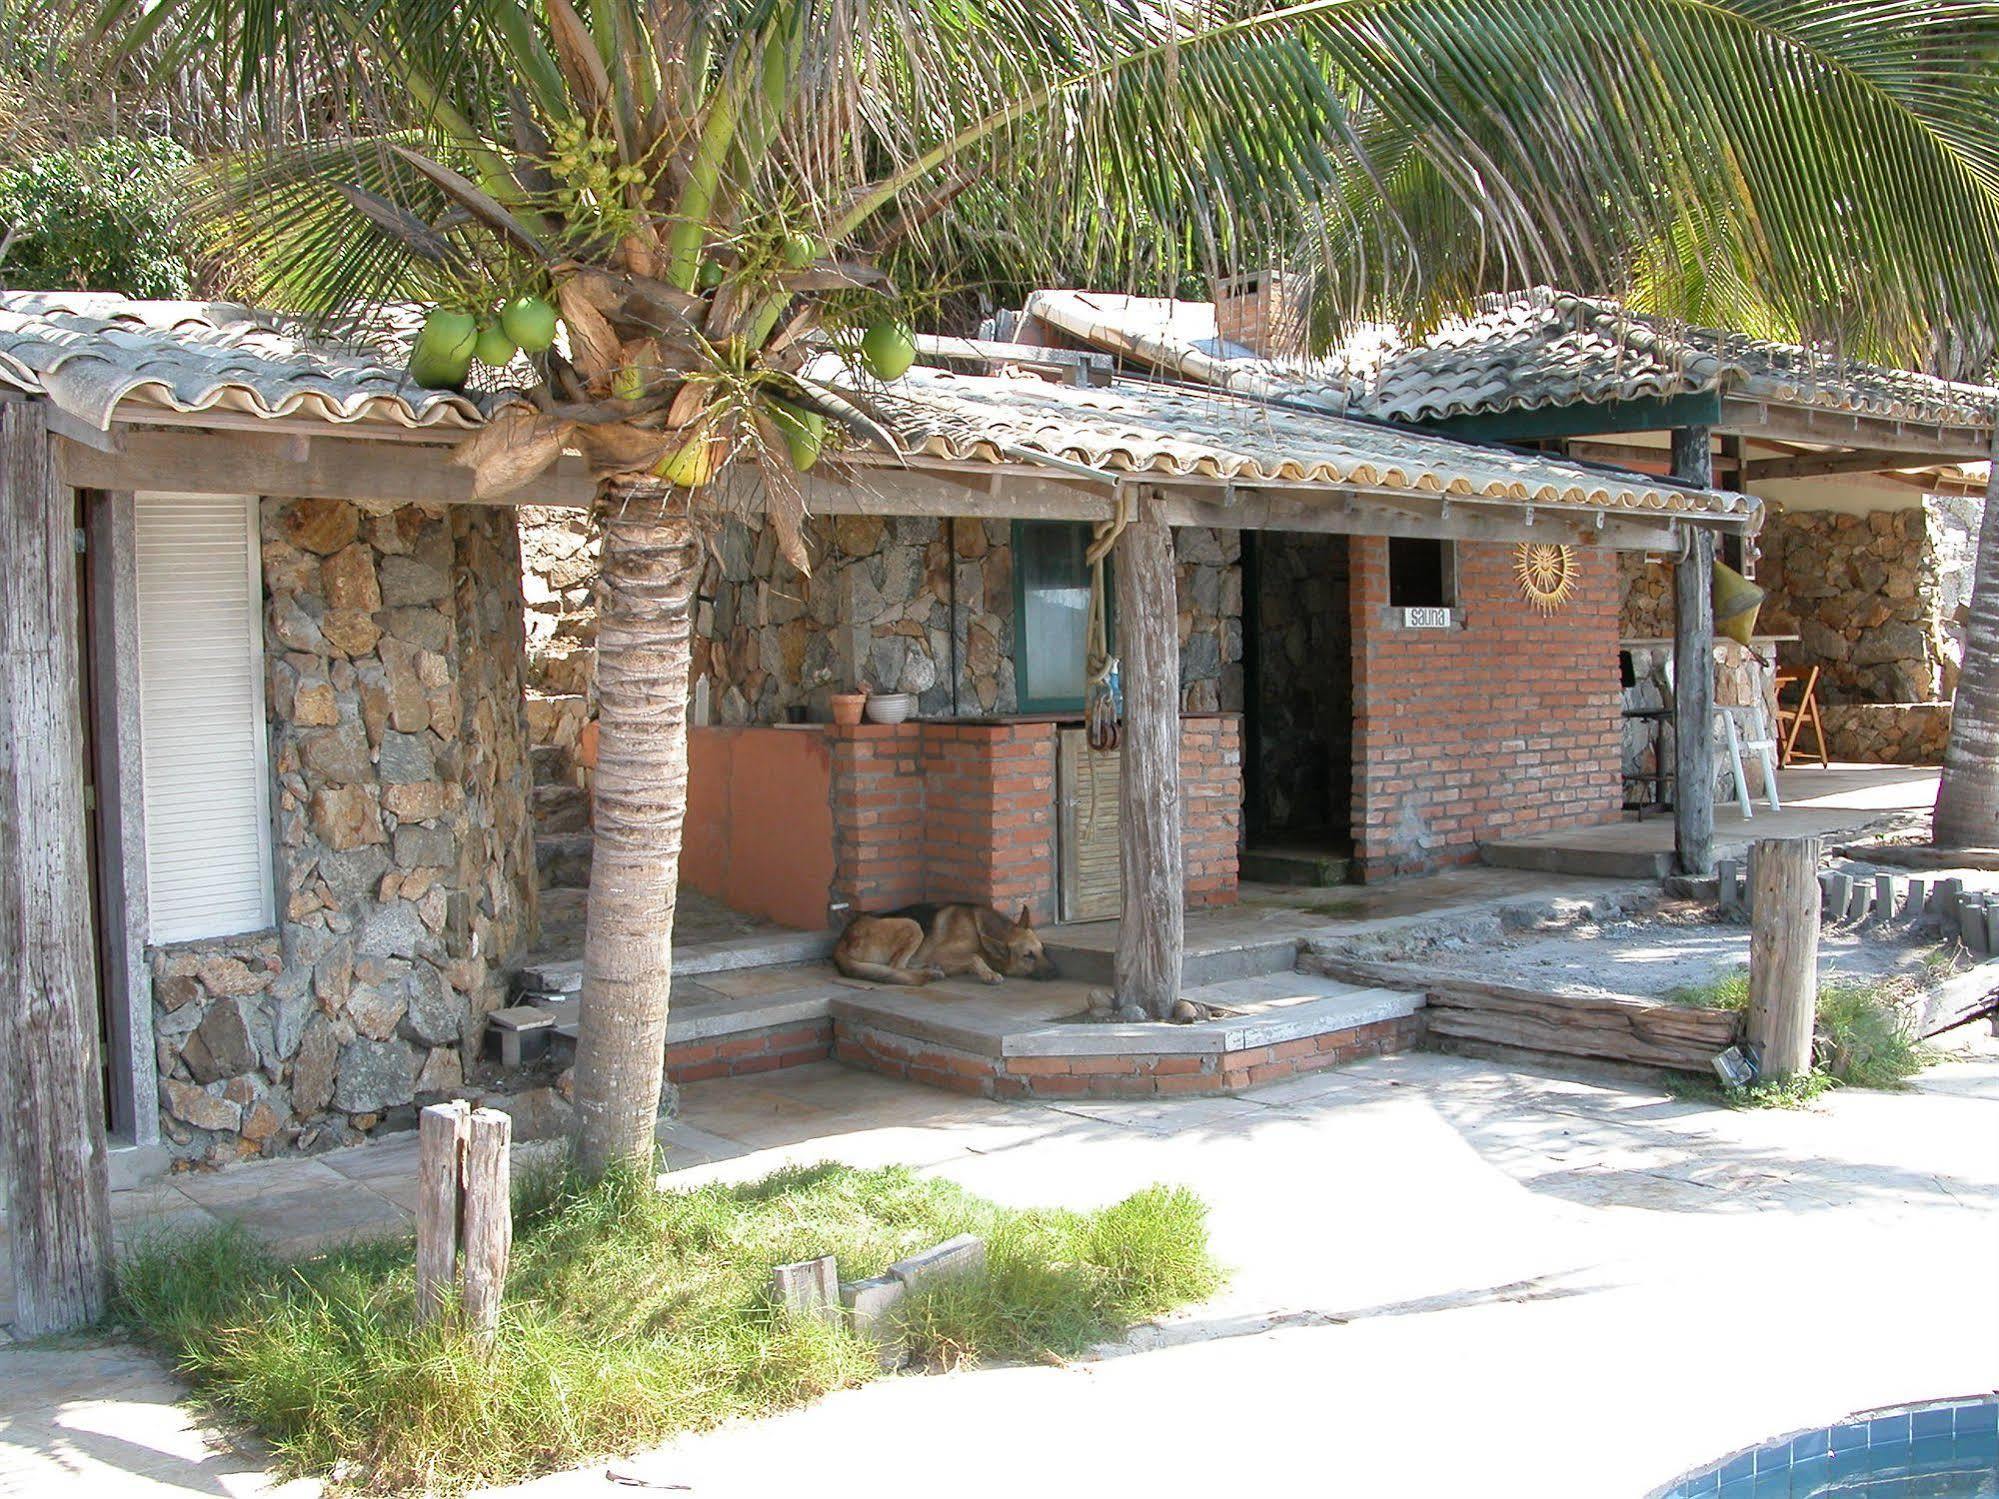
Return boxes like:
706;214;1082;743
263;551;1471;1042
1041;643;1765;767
1663;968;1930;1103
115;1163;1221;1495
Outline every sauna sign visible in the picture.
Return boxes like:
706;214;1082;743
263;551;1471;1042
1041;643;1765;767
1400;606;1453;629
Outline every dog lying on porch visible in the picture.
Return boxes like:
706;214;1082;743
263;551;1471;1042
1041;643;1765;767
832;903;1059;987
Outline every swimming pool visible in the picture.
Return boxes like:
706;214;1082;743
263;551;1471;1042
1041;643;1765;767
1653;1397;1998;1498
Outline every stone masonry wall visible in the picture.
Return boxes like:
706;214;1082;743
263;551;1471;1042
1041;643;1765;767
151;499;536;1166
518;510;1244;750
1756;506;1948;704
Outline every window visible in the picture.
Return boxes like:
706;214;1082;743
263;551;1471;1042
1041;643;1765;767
1012;520;1107;712
134;493;274;943
1388;538;1454;608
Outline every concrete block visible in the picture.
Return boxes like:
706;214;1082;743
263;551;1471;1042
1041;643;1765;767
773;1254;841;1325
1716;860;1741;914
1905;877;1930;921
1961;896;1993;957
840;1275;909;1368
1985;902;1999;960
1874;875;1897;925
887;1234;987;1292
1843;878;1871;924
1826;873;1852;921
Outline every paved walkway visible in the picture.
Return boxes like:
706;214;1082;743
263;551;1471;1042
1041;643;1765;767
4;1036;1996;1497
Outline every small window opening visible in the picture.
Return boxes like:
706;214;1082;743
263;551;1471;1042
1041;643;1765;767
1388;538;1454;608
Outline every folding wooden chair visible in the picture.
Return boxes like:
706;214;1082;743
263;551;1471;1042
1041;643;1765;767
1774;664;1830;768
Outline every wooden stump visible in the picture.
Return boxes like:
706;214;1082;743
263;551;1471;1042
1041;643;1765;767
1112;497;1184;1019
1748;837;1821;1082
416;1100;469;1325
0;401;113;1336
460;1108;512;1345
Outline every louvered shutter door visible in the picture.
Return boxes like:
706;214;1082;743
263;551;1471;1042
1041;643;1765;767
134;493;275;943
1057;728;1122;921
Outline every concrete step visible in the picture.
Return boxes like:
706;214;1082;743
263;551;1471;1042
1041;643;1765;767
518;927;838;997
1038;931;1301;990
1480;840;1673;881
536;832;593;891
1239;848;1353;887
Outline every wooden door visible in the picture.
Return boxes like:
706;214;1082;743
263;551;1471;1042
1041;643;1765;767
1056;728;1122;921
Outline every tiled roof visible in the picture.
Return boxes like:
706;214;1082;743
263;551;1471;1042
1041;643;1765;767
861;362;1751;519
1353;289;1999;429
0;292;525;431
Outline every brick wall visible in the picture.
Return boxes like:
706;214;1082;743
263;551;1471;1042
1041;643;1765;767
824;718;1239;921
1181;716;1242;908
1349;539;1622;879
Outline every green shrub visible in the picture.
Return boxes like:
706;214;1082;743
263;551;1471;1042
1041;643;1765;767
1666;967;1928;1099
116;1163;1222;1494
0;136;195;297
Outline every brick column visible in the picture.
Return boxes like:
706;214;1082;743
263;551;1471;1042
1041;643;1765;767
921;724;1059;922
827;724;924;918
1181;715;1242;907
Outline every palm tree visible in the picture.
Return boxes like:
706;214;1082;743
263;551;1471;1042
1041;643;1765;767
76;0;1999;1173
1935;484;1999;849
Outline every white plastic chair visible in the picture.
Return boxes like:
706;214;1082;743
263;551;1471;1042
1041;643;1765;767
1718;702;1782;819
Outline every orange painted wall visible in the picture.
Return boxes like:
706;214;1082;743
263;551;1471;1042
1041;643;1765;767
682;726;837;931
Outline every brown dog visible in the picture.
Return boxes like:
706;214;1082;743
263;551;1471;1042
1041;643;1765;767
833;903;1059;987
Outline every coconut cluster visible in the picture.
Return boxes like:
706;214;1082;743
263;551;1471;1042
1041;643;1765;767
408;296;560;391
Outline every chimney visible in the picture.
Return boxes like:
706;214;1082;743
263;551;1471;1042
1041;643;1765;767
1212;271;1303;359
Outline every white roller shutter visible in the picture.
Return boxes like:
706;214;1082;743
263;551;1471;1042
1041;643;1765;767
134;493;275;944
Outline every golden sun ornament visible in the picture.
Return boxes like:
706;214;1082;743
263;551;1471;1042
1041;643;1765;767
1514;542;1578;613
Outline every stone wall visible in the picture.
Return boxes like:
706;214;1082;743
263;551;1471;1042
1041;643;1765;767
518;510;1244;736
151;499;537;1166
1250;531;1350;834
1622;640;1779;805
1756;506;1948;704
1819;701;1954;765
1618;552;1674;640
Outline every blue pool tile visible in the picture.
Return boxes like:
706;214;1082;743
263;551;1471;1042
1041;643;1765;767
1719;1451;1756;1485
1829;1422;1869;1453
1716;1478;1755;1499
1906;1433;1956;1472
1911;1406;1955;1439
1827;1447;1869;1484
1867;1412;1912;1448
1790;1429;1829;1460
1955;1400;1999;1437
1786;1454;1829;1496
1753;1441;1791;1475
1680;1466;1721;1496
1954;1429;1999;1468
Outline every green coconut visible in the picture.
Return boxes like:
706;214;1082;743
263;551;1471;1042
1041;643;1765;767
409;308;477;390
656;432;719;488
499;294;559;354
768;399;827;471
859;320;916;381
697;257;727;290
781;230;817;270
473;321;518;368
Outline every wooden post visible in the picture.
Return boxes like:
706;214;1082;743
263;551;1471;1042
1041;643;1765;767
1671;426;1717;877
0;400;113;1335
416;1100;469;1325
460;1108;512;1345
1112;494;1184;1018
1748;836;1821;1082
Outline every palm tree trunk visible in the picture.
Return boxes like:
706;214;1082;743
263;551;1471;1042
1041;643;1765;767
571;476;700;1177
1934;466;1999;850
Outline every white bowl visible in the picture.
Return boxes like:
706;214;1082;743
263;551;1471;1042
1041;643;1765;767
864;693;915;725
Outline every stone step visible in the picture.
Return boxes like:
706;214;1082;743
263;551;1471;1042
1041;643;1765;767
1037;931;1301;990
529;743;572;786
536;832;593;891
536;887;589;950
517;927;839;997
1238;848;1353;887
532;781;591;835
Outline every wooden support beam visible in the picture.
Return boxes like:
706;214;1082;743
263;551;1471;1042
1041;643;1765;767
1717;397;1992;462
1112;493;1184;1018
1672;425;1717;877
1741;447;1941;483
0;400;113;1335
1158;488;1698;551
1748;837;1822;1082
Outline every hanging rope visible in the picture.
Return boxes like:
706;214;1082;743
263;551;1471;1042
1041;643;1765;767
1084;490;1132;753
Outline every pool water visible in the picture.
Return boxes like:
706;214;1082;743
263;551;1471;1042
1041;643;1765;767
1656;1398;1999;1498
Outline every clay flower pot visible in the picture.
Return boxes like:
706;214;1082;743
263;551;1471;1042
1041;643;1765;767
830;691;867;726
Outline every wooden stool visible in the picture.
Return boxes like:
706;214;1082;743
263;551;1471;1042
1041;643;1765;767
1774;664;1829;768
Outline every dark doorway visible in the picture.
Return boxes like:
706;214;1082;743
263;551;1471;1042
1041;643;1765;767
1241;531;1354;886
